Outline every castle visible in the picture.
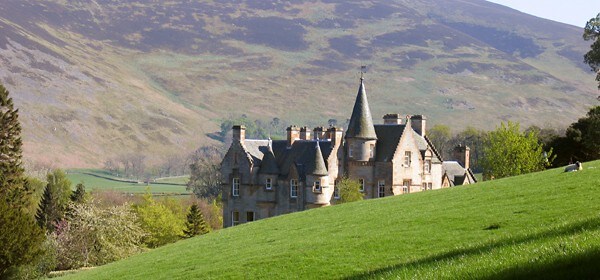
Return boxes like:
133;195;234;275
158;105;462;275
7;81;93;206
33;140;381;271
220;78;476;227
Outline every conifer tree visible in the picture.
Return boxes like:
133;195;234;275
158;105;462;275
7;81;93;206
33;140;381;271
183;204;210;237
36;184;62;232
0;84;44;277
70;183;87;204
0;84;30;203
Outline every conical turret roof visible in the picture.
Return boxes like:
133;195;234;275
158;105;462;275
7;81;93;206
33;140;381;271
346;78;377;140
259;143;279;175
308;142;328;176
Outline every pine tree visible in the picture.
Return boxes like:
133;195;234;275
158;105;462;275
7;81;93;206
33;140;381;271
0;84;44;277
70;183;86;203
36;184;63;232
183;204;210;237
0;84;30;204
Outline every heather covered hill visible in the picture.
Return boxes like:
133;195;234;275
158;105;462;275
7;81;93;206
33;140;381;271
0;0;597;167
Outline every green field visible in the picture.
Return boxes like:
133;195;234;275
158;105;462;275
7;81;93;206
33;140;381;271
60;161;600;279
66;169;190;195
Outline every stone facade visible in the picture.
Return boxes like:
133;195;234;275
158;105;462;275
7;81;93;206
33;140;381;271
220;78;474;227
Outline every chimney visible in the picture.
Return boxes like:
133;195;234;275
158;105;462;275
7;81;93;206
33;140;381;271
327;126;343;147
286;125;300;147
232;125;246;144
453;145;470;169
313;127;326;140
383;114;403;125
300;126;311;140
410;115;426;136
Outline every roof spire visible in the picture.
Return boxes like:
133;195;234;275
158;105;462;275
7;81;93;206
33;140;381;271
345;74;377;140
309;141;328;176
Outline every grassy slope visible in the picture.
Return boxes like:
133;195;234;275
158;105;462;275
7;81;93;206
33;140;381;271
61;161;600;279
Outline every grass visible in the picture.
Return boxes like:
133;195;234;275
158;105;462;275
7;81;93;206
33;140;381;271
59;160;600;279
66;169;190;195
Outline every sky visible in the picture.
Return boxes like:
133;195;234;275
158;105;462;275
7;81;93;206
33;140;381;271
486;0;600;27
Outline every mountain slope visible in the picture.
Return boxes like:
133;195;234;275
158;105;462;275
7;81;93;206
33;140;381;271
59;160;600;279
0;0;597;167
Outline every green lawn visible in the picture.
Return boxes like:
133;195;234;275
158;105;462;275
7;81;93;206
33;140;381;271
66;170;190;195
60;161;600;279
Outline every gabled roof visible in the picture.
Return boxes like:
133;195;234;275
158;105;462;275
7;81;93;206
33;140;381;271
271;140;333;180
346;79;377;140
374;124;406;162
442;161;476;186
258;144;279;174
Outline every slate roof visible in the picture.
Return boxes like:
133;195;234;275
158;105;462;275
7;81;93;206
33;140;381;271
374;124;405;162
258;143;279;174
242;139;333;181
442;161;475;186
346;79;377;140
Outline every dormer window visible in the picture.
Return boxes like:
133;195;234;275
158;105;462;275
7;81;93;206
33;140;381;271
265;178;272;190
424;159;431;174
370;144;375;158
314;181;321;193
404;151;411;167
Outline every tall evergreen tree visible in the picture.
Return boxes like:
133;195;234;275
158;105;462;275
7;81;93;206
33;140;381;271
70;183;87;204
0;84;44;277
183;204;210;237
0;84;30;203
36;184;62;232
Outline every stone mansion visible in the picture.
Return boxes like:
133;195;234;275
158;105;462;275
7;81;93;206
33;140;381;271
220;78;476;227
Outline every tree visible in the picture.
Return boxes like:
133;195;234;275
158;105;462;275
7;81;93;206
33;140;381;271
584;13;600;90
549;106;600;166
337;177;364;203
132;193;184;248
70;183;87;204
52;201;145;270
36;170;73;232
187;146;223;200
183;204;211;237
481;121;553;179
427;124;451;159
0;84;45;277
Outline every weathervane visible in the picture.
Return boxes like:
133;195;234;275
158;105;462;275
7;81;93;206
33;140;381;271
360;65;367;80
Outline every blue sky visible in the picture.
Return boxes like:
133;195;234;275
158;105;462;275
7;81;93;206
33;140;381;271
486;0;600;27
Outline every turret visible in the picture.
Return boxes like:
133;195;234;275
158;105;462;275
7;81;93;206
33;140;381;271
345;78;377;161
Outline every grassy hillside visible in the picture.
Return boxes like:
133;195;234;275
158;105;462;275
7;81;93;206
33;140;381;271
60;160;600;279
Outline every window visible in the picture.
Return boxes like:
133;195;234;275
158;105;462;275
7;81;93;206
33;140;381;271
422;183;427;191
348;146;353;158
232;211;240;226
378;180;385;198
334;186;340;199
290;179;298;198
403;180;411;194
424;160;431;173
428;183;432;190
265;178;272;190
314;181;321;192
369;144;375;158
358;178;365;192
232;178;240;196
246;211;255;222
404;151;411;167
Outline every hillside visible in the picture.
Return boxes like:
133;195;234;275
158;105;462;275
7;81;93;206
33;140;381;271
0;0;598;167
59;160;600;279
